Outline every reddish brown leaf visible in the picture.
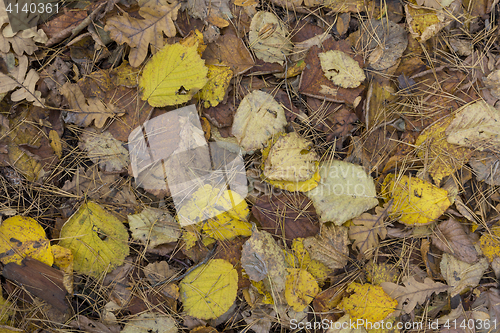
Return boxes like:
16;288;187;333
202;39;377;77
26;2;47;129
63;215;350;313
432;218;479;264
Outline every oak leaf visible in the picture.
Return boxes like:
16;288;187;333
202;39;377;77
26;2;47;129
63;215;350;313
381;276;449;314
432;218;479;264
104;3;180;67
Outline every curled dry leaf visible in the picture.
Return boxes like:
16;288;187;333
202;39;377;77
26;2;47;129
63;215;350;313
432;218;479;264
231;90;287;151
79;130;129;173
104;2;180;67
440;253;488;297
303;224;349;270
248;11;292;65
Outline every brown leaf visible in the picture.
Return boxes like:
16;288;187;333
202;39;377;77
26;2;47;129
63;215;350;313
252;193;320;246
69;315;120;333
349;202;391;259
213;236;251;289
41;9;88;46
303;225;349;270
432;218;479;264
299;39;364;105
104;3;180;67
203;32;255;75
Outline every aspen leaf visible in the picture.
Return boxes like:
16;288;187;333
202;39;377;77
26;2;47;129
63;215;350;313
232;90;287;151
381;276;449;314
306;160;378;225
139;42;208;107
381;174;451;225
440;253;488;297
104;3;180;67
339;283;397;324
58;202;129;278
285;268;320;312
248;11;292;65
128;207;181;248
121;313;177;333
196;65;233;108
0;215;53;266
180;259;238;320
319;50;366;88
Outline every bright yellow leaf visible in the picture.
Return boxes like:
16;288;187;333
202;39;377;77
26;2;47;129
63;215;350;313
292;239;331;285
48;130;62;159
51;245;74;294
58;202;129;278
285;268;320;312
405;3;450;42
480;224;500;262
0;215;53;266
180;259;238;320
140;42;208;107
251;280;274;304
197;65;233;108
179;30;206;56
381;174;451;225
339;282;397;325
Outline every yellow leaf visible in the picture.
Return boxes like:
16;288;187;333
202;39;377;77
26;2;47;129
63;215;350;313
197;65;233;108
339;283;397;325
319;50;366;88
415;117;472;185
58;202;129;278
0;286;13;325
250;280;274;304
140;42;208;107
285;268;320;312
180;259;238;320
121;313;177;333
179;29;206;55
201;216;252;241
51;245;74;294
182;226;199;250
291;239;331;285
48;130;62;159
405;3;450;42
128;207;181;248
0;215;53;266
381;174;451;225
480;225;500;262
365;262;398;286
110;60;140;88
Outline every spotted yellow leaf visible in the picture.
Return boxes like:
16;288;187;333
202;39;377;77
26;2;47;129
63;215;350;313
180;259;238;319
285;268;320;312
480;224;500;263
381;174;451;225
0;215;53;266
197;65;233;108
291;238;331;285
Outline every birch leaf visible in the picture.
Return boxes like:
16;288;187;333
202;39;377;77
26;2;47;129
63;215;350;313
285;268;320;312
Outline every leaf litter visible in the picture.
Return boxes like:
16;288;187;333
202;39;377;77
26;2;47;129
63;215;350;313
1;0;500;331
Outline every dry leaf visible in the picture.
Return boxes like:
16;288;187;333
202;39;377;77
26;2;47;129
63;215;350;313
79;130;129;173
319;50;366;88
469;152;500;186
303;225;349;270
285;268;320;312
128;207;181;248
432;218;479;264
440;253;488;297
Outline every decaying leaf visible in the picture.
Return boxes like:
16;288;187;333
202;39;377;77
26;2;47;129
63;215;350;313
202;33;255;75
60;82;123;128
79;130;130;173
128;207;181;248
0;215;53;266
349;203;391;259
319;50;366;88
121;312;177;333
339;283;397;324
180;259;238;320
248;11;292;65
285;268;320;312
241;228;287;293
446;100;500;152
365;262;399;286
185;0;233;27
231;90;287;151
139;42;208;107
480;223;500;264
306;160;378;225
58;202;129;278
291;238;331;284
381;276;450;314
303;225;349;270
405;3;454;42
440;253;488;297
381;174;451;225
432;218;479;264
469;152;500;186
196;65;233;108
104;2;180;67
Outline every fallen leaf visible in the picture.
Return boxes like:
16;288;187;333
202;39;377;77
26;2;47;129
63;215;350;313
306;160;378;225
339;282;397;325
202;32;255;75
251;192;320;245
51;245;74;294
241;228;287;293
104;2;180;67
128;207;181;248
79;130;129;173
432;218;479;264
405;3;454;42
303;225;349;270
121;312;177;333
285;268;320;312
349;202;391;259
381;276;449;314
0;215;53;266
231;90;287;151
440;253;488;297
291;238;331;284
139;42;208;107
60;82;123;128
196;65;233;108
58;202;129;278
319;50;366;88
469;152;500;186
365;262;399;286
180;259;238;320
327;314;368;333
248;11;292;65
479;224;500;262
185;0;232;27
381;174;451;225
